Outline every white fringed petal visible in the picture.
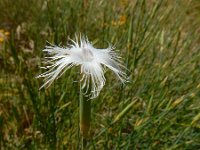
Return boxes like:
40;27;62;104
37;35;128;99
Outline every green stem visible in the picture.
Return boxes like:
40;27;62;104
79;88;91;145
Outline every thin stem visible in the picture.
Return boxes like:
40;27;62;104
79;86;91;149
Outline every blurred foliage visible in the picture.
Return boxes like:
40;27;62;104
0;0;200;149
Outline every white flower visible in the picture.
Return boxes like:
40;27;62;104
37;35;128;99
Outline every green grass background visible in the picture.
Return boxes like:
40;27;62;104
0;0;200;149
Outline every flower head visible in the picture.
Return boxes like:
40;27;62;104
37;35;127;99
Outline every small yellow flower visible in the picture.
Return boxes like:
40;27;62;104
0;37;4;43
118;15;126;25
112;15;127;26
4;31;10;36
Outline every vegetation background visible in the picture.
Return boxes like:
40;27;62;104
0;0;200;149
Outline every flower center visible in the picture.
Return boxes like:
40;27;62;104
82;47;94;62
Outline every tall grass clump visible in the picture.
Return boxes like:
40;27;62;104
0;0;199;149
